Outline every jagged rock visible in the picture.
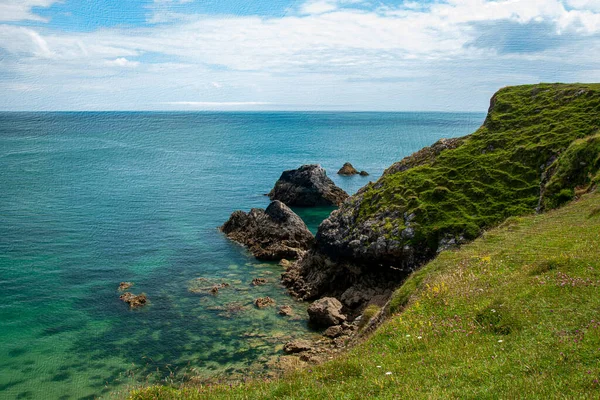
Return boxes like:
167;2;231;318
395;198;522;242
119;292;147;308
307;297;346;327
221;200;314;261
268;165;349;207
254;296;276;308
251;278;268;286
337;162;359;175
278;305;294;316
118;282;133;291
359;171;369;176
323;325;344;338
283;340;313;354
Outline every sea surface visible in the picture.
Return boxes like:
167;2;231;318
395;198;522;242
0;111;484;399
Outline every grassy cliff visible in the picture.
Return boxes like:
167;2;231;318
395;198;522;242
131;190;600;399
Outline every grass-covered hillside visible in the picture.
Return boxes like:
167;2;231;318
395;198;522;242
316;84;600;269
131;191;600;399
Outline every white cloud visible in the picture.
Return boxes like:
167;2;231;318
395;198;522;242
1;0;600;110
0;0;59;22
105;57;140;68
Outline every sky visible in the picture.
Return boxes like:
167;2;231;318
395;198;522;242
1;0;600;111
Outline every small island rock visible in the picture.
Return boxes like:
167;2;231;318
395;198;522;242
221;200;314;261
118;282;133;291
307;297;346;327
268;165;348;207
119;292;147;308
337;162;359;175
359;171;369;176
254;296;276;308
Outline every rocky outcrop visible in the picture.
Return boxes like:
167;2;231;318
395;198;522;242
283;84;600;313
359;171;369;176
337;162;359;175
118;282;133;291
283;340;313;354
221;200;314;261
268;165;349;207
307;297;346;327
120;292;147;308
255;297;276;308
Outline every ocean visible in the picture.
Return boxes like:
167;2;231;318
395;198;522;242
0;111;484;399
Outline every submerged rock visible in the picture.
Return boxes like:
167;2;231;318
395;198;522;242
307;297;346;327
119;292;147;308
251;277;268;286
221;200;314;261
278;305;294;316
188;278;232;295
118;282;133;291
337;162;359;175
255;296;276;308
268;165;348;207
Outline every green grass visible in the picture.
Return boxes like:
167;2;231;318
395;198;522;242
356;83;600;250
130;191;600;399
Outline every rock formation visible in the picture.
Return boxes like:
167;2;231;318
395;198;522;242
120;292;147;308
307;297;346;327
118;282;133;291
268;165;349;207
221;200;314;261
254;296;276;308
251;277;268;286
359;171;369;176
337;162;359;175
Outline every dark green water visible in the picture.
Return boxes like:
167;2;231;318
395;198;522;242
0;112;484;399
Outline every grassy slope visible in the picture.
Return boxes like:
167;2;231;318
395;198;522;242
131;191;600;399
357;83;600;249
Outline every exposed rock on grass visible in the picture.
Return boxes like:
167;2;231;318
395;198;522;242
268;164;348;206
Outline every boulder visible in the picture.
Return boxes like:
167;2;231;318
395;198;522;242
307;297;346;327
251;277;268;286
119;292;147;308
221;200;314;261
278;305;294;316
254;296;276;308
118;282;133;291
323;325;344;338
337;162;359;175
283;340;313;354
268;165;349;207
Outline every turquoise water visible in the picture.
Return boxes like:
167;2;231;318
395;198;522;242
0;112;484;399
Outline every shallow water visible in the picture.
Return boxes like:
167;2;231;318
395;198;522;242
0;111;484;399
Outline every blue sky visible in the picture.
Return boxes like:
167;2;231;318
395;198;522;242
1;0;600;111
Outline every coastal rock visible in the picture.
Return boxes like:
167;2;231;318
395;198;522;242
323;325;344;338
268;165;349;207
283;340;313;354
307;297;346;327
188;278;232;295
221;200;314;261
359;171;369;176
119;292;147;308
278;305;294;316
254;296;276;308
118;282;133;291
251;278;268;286
337;162;359;175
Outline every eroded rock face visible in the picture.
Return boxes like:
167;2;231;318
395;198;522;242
337;162;359;175
307;297;346;327
221;200;314;261
119;292;147;308
268;165;349;207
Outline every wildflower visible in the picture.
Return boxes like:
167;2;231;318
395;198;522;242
406;334;411;337
377;366;382;368
417;336;422;339
386;372;392;375
498;339;503;343
490;309;496;313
